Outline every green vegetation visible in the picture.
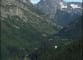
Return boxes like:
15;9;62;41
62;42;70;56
0;14;58;60
1;1;82;60
37;40;82;60
1;15;82;60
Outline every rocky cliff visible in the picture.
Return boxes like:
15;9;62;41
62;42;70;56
1;0;32;17
1;0;60;34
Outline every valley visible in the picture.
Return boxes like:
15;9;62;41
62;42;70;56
0;0;82;60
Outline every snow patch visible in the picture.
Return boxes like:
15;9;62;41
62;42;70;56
70;4;81;9
60;2;67;9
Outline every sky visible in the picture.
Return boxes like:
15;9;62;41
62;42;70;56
30;0;82;4
30;0;40;4
64;0;82;2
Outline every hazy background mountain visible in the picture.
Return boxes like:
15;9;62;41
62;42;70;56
54;16;82;40
35;0;63;18
35;0;83;26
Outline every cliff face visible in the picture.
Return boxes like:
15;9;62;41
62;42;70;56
1;0;31;17
1;0;60;34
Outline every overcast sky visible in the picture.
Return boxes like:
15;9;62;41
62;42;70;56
30;0;82;4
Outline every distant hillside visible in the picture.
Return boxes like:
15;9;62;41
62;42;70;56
55;16;82;40
36;0;82;18
54;10;80;26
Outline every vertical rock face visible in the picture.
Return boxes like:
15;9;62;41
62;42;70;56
1;0;32;17
36;0;63;18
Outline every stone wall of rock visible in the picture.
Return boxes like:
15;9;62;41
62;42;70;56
1;0;31;17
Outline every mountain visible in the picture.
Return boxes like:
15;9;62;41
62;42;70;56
54;9;80;26
35;0;63;18
36;1;82;26
60;2;83;15
36;0;82;18
1;0;60;60
1;0;60;34
53;2;82;26
1;0;82;60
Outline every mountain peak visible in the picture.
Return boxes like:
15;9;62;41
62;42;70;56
36;0;63;18
36;0;82;18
